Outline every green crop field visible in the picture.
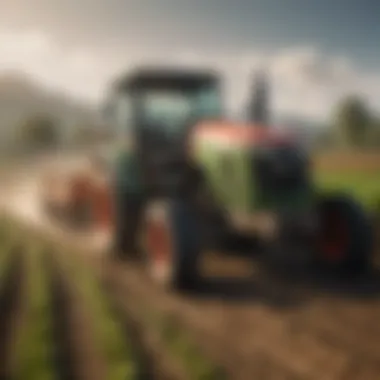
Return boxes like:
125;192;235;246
313;150;380;209
315;171;380;209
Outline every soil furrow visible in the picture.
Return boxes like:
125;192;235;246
0;247;26;379
103;277;188;380
47;253;108;380
9;216;380;380
103;262;302;380
102;259;380;380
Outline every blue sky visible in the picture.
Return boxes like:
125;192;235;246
0;0;379;120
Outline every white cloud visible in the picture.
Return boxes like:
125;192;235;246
0;29;379;121
0;29;126;103
141;47;380;121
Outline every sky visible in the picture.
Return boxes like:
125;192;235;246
0;0;380;121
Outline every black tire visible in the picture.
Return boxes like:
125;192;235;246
142;199;201;292
316;193;374;276
112;194;145;259
219;230;261;257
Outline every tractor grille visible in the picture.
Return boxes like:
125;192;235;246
252;146;309;198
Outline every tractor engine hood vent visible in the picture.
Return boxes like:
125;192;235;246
252;145;309;194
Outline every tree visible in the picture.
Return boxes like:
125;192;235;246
72;124;95;145
71;122;110;146
315;127;334;149
332;95;372;148
17;114;59;150
368;118;380;148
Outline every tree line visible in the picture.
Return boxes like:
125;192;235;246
323;95;380;149
14;94;380;151
13;113;107;152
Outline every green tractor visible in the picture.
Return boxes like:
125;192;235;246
104;67;374;291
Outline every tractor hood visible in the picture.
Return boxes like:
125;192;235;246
191;120;295;151
191;120;312;216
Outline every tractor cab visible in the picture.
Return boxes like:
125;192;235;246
107;68;222;140
106;68;223;195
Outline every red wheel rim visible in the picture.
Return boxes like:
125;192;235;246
92;187;112;230
146;219;172;263
319;210;349;262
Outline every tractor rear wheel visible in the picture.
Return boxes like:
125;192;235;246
315;193;374;276
141;199;201;292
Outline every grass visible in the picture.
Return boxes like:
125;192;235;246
14;242;56;380
58;250;138;380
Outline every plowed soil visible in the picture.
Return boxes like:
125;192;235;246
0;246;27;379
99;213;380;380
3;208;380;380
47;252;109;380
99;250;380;380
1;151;380;380
313;150;380;173
0;229;198;380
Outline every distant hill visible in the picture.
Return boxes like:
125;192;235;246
0;70;99;150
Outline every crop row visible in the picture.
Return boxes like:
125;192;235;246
0;217;224;380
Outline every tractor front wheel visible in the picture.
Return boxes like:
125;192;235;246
315;193;374;276
141;199;201;292
112;195;145;259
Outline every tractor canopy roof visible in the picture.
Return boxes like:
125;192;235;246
112;67;219;93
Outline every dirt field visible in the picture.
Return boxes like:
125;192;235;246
313;150;380;173
0;213;378;380
1;150;380;380
100;233;380;380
